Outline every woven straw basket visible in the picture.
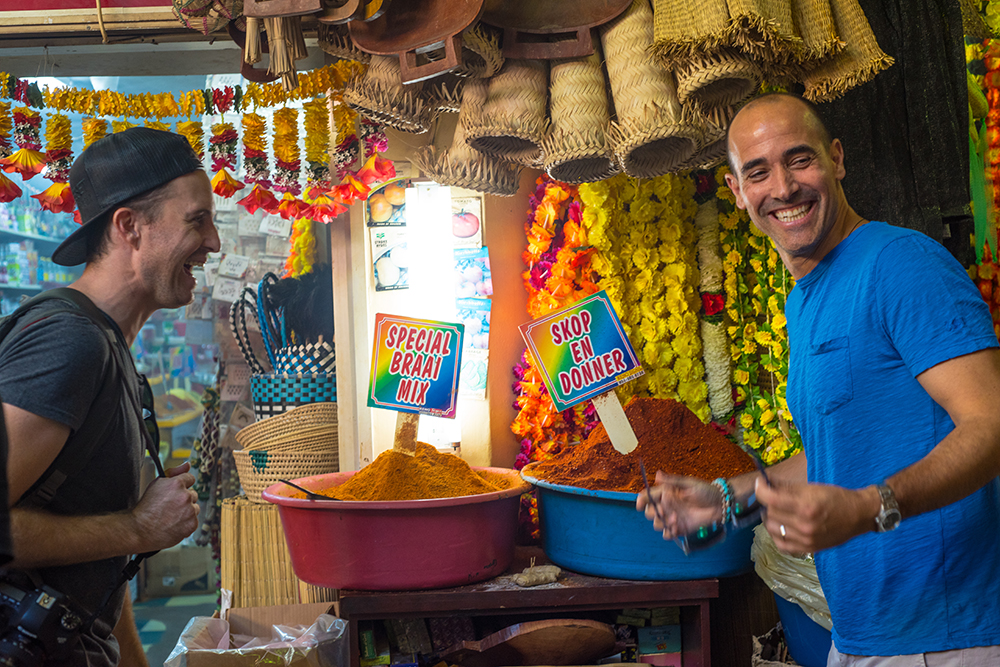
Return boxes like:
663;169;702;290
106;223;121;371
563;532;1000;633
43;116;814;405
464;59;549;167
801;0;894;103
456;24;505;79
234;402;339;502
675;48;760;112
542;31;619;185
344;55;436;134
317;23;371;63
236;402;337;447
601;0;699;177
234;448;339;502
413;78;522;196
677;106;735;171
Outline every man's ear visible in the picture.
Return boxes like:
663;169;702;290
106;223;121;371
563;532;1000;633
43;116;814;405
724;172;748;211
110;207;141;251
830;138;846;181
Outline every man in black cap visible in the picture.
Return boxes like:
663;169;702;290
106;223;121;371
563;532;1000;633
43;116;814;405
0;127;219;666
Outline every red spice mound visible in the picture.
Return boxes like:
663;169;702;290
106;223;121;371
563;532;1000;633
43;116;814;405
527;397;756;493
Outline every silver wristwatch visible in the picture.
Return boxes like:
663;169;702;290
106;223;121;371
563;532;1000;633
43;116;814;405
874;483;901;532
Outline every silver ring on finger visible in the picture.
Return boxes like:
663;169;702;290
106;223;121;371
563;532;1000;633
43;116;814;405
780;524;787;538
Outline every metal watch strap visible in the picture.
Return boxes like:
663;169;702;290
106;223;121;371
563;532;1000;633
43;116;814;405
875;483;901;532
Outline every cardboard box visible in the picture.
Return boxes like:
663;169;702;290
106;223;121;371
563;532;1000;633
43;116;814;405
166;603;339;667
142;544;218;600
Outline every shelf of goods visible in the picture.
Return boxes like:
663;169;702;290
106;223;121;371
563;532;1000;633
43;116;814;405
336;546;718;667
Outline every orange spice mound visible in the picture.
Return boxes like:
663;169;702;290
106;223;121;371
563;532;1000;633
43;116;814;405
302;442;515;501
528;397;756;493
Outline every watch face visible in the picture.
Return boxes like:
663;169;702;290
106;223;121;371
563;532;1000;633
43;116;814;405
878;508;902;532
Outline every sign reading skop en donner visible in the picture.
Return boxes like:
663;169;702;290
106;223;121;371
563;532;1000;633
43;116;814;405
518;290;644;413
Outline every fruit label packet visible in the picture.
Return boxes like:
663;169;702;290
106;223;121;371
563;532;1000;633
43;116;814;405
371;226;409;291
451;195;483;248
454;246;492;299
366;178;411;227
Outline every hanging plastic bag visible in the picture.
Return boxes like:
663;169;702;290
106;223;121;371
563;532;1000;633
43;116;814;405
750;524;832;631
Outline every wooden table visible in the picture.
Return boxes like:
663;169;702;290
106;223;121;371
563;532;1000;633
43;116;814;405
338;547;720;667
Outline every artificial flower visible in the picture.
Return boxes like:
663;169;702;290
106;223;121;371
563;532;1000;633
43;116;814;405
237;183;280;215
329;173;369;206
0;171;22;203
31;181;75;213
354;153;396;186
211;169;245;198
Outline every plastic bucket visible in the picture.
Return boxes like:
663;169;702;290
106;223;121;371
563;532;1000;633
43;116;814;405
262;468;531;590
773;594;833;667
522;465;756;580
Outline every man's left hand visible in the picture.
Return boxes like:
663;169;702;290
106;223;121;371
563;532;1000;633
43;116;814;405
755;478;879;553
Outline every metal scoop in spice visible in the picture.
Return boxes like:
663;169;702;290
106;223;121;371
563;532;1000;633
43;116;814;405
280;479;337;501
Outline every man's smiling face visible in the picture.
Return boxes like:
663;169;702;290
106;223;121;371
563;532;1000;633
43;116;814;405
724;95;850;278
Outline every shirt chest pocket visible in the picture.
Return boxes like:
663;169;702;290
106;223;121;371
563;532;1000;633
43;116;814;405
808;336;853;415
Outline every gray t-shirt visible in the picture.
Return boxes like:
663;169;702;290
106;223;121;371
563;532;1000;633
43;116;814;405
0;300;144;667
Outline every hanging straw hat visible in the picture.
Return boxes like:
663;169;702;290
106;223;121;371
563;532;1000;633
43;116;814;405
651;0;731;67
790;0;844;66
801;0;894;103
413;78;522;196
676;105;736;171
601;0;700;178
724;0;803;66
455;24;505;79
542;32;618;185
464;59;549;167
317;23;372;63
344;55;436;134
675;47;760;112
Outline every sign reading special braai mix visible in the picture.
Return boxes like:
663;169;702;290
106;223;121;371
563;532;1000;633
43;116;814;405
519;290;644;412
368;314;465;418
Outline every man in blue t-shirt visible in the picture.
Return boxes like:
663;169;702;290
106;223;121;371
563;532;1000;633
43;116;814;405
639;93;1000;664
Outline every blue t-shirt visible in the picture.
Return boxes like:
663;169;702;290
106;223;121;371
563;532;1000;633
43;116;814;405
785;222;1000;656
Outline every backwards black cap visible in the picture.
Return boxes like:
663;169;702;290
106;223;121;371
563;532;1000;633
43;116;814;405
53;127;204;266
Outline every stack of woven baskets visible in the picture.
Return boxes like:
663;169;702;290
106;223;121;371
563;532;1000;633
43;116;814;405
332;0;891;190
232;402;339;502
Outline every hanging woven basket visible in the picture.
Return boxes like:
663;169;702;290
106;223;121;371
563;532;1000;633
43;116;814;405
542;31;619;185
464;59;549;167
343;55;436;134
675;48;761;112
413;78;522;196
601;0;699;177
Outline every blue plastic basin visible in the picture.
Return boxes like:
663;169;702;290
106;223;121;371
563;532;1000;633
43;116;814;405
521;466;756;580
773;594;833;667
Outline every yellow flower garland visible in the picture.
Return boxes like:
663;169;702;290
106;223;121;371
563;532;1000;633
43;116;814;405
81;117;107;149
580;173;710;421
716;166;800;463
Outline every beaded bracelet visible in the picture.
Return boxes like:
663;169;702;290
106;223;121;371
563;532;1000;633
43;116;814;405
712;478;733;525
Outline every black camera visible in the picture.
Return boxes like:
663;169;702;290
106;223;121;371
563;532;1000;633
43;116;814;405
0;578;87;666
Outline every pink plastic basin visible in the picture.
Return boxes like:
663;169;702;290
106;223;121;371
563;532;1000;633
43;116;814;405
262;467;532;590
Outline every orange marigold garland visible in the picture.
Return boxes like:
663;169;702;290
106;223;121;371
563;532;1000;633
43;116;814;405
510;176;600;541
0;101;12;159
209;121;244;198
284;218;316;278
0;107;45;180
31;112;75;214
303;97;331;188
82;117;107;149
237;112;279;215
176;120;205;159
272;107;301;198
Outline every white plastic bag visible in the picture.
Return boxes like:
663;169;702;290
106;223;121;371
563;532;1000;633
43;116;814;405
164;613;348;667
750;524;833;631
